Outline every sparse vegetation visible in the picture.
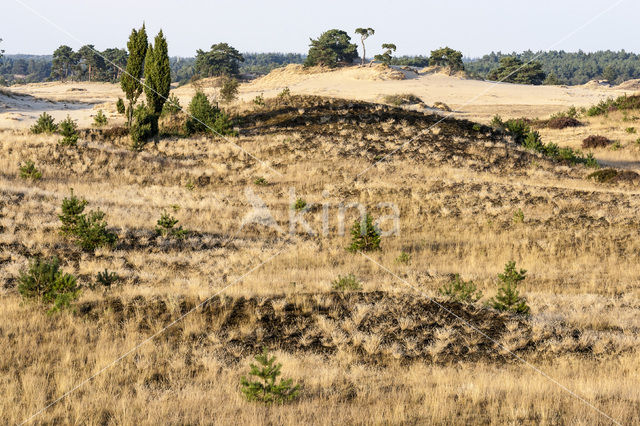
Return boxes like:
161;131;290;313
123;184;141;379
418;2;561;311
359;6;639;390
382;93;422;106
439;274;482;303
331;274;362;291
292;198;307;211
59;190;117;251
93;109;108;127
156;211;188;239
96;269;120;288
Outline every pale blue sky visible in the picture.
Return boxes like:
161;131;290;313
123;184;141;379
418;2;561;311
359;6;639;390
3;0;638;57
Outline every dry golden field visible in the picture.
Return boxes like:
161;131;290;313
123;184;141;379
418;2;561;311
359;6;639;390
1;80;640;424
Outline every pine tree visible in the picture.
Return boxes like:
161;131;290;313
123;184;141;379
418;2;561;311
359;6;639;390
240;348;300;404
355;28;375;66
144;30;171;117
121;24;148;125
489;261;530;315
348;214;381;252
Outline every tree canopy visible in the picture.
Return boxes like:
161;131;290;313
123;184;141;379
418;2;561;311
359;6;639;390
486;56;546;85
144;30;171;116
304;29;358;68
121;24;148;122
194;43;244;77
374;43;397;65
51;45;78;81
429;47;464;71
355;28;375;65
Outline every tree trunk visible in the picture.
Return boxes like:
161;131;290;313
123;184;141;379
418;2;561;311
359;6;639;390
361;39;366;66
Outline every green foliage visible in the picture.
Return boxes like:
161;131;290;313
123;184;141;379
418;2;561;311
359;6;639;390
195;43;244;77
305;29;358;68
219;76;239;103
439;274;482;303
253;94;265;107
355;28;375;65
19;160;42;180
93;109;108;127
59;115;79;146
587;168;619;183
144;30;171;116
121;24;148;124
331;274;362;291
59;190;117;251
348;214;381;253
487;56;546;85
374;43;396;65
156;211;188;239
277;87;291;102
96;269;119;287
31;112;58;134
586;95;640;117
489;261;530;315
625;127;636;134
543;73;561;85
162;94;181;116
18;257;79;313
512;208;524;224
116;97;126;114
292;198;307;212
240;348;300;404
51;45;78;81
395;251;411;264
383;93;422;106
254;176;268;186
429;47;464;72
184;91;235;136
130;103;158;150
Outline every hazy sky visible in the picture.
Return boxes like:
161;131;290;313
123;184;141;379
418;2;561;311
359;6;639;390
3;0;638;57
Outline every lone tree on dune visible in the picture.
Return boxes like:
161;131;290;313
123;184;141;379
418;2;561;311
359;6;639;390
374;43;397;65
304;29;358;68
195;43;244;77
121;24;148;124
355;28;375;66
429;47;465;72
144;30;171;117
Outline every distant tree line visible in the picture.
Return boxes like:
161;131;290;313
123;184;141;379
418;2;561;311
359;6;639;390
465;50;640;85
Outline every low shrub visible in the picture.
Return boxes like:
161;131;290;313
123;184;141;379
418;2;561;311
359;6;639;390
254;176;268;186
18;257;79;313
331;274;362;291
93;110;108;127
162;94;181;116
438;274;482;303
156;211;188;239
59;190;117;251
292;198;307;212
116;98;126;114
383;93;422;106
220;76;239;103
58;115;79;146
544;116;582;129
586;94;640;116
19;160;42;180
31;112;58;134
130;104;158;151
184;91;236;137
96;269;119;287
395;251;411;264
582;135;613;149
240;348;300;404
587;169;639;184
347;214;381;253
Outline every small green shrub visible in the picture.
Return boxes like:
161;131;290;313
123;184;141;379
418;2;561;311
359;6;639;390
130;104;158;151
58;115;79;146
162;94;182;116
512;208;524;224
254;176;268;186
96;269;119;287
625;127;636;134
156;211;188;239
488;261;530;315
253;94;265;107
383;93;422;106
19;160;42;180
348;214;381;253
116;98;126;114
59;190;117;251
240;348;300;404
587;168;619;183
184;91;236;137
292;198;307;211
18;257;79;313
395;251;411;264
331;274;362;291
439;274;482;303
277;87;291;100
93;110;108;127
31;112;58;134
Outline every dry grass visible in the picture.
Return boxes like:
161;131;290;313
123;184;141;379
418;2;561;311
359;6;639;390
1;95;639;424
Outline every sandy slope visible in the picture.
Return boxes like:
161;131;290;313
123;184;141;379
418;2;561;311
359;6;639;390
0;65;635;129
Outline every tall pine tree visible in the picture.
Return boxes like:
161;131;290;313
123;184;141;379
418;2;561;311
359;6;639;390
144;30;171;117
121;24;147;124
